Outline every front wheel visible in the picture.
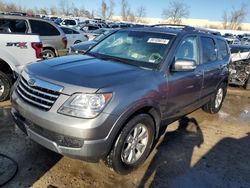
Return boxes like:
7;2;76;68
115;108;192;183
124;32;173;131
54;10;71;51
105;114;155;174
202;83;227;114
0;71;12;102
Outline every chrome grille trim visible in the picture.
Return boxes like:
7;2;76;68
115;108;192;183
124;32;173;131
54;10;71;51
20;78;59;98
16;75;62;111
16;87;51;110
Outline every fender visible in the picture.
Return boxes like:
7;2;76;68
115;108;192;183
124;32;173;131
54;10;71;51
104;98;162;154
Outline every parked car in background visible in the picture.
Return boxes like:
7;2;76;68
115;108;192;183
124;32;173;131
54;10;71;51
224;36;241;45
229;45;250;89
12;25;230;174
60;18;78;28
69;29;119;54
0;33;42;101
60;27;88;48
0;15;67;59
241;37;250;46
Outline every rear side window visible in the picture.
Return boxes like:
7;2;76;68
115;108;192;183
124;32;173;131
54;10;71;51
0;19;27;33
30;20;60;36
201;37;217;63
217;39;229;60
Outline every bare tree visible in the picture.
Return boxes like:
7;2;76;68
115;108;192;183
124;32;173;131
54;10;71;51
222;4;247;30
39;7;48;15
50;6;58;15
101;0;108;19
121;0;129;21
99;0;115;20
222;11;228;29
60;0;71;16
108;0;115;19
5;3;19;12
136;5;146;23
0;0;5;12
162;1;189;24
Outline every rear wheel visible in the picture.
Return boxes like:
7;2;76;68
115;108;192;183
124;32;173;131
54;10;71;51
202;83;227;114
0;71;11;102
42;49;56;59
105;114;155;174
74;40;81;44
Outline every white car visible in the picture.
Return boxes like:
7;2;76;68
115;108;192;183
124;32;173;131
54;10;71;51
60;27;88;48
60;19;78;28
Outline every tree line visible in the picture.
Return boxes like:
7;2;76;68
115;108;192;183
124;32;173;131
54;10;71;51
0;0;248;29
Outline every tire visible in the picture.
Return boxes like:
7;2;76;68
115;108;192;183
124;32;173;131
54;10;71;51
42;49;56;59
245;76;250;90
202;83;227;114
0;71;12;102
105;114;155;174
74;40;81;44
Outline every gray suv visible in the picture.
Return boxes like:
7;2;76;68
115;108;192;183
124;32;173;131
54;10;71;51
0;15;67;58
11;25;230;174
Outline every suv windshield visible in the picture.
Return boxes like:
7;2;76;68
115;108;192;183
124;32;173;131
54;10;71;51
89;30;174;68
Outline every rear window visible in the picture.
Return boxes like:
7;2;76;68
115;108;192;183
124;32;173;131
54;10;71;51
217;39;229;60
63;20;76;25
30;20;60;36
201;37;217;63
0;19;27;33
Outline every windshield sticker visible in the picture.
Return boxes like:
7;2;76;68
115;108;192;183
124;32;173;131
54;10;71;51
147;38;169;45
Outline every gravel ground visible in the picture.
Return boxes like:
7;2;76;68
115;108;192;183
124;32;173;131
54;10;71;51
0;87;249;188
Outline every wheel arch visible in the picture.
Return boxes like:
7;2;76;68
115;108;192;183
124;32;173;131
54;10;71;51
105;103;162;157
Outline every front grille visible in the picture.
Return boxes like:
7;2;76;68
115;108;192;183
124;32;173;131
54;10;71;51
16;76;60;111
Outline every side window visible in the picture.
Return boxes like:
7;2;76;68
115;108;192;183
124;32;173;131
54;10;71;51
0;19;27;33
72;30;79;34
30;20;60;36
61;27;72;34
201;37;217;63
230;47;239;54
175;36;198;63
217;39;229;60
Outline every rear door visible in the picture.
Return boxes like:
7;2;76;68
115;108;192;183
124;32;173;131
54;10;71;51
29;20;63;51
199;36;222;100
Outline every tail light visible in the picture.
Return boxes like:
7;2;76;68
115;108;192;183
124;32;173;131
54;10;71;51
31;42;43;58
62;36;67;48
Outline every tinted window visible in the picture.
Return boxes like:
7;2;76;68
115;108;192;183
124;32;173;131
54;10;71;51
217;39;229;60
63;20;76;25
61;27;72;34
175;36;198;63
0;19;27;33
30;20;60;36
201;37;217;63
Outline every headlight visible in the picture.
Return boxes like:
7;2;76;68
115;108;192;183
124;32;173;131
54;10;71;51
58;93;112;118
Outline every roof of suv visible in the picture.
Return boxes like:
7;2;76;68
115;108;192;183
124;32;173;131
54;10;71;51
0;14;55;24
122;25;223;38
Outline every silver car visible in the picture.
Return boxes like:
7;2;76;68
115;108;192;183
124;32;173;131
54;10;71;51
0;15;68;59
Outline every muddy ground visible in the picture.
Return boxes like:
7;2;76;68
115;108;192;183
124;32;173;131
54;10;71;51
0;87;249;188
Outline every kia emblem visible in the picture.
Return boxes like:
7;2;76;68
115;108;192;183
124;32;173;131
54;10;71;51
27;78;36;86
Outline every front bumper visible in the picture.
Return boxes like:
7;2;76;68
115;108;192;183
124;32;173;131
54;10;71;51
11;90;119;161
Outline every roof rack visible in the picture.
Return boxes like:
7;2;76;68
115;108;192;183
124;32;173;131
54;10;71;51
195;28;222;36
150;24;195;31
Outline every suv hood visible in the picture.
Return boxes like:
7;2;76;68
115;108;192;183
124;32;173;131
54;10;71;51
26;55;146;95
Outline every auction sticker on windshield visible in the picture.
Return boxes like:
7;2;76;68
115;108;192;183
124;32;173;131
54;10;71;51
147;38;169;45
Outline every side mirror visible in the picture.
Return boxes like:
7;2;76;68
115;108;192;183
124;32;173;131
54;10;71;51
173;59;197;72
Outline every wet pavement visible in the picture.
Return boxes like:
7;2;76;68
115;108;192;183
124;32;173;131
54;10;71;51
0;87;249;188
